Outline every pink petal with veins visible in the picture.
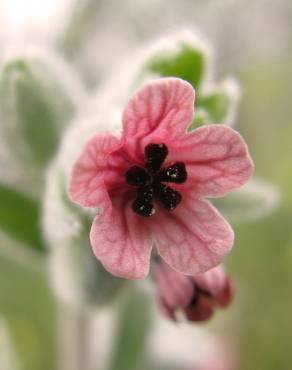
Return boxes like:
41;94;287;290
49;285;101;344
69;133;128;208
122;78;195;160
150;195;234;275
68;77;254;280
90;200;152;279
169;125;254;198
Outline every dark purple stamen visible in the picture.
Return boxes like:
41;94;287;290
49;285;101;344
188;286;212;308
125;143;188;217
125;165;151;186
132;185;154;216
157;162;187;184
145;143;168;172
153;183;182;210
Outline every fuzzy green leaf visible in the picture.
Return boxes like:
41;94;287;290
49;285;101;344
198;91;230;122
145;43;205;89
0;59;76;167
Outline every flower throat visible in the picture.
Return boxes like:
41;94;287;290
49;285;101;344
125;143;187;217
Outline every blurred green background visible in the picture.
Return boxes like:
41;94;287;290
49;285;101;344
0;0;292;369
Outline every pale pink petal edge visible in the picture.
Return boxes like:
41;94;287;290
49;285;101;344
89;202;153;279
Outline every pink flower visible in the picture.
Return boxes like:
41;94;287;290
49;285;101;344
69;77;253;279
154;259;233;322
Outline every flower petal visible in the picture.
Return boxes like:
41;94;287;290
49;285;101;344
157;296;177;321
193;265;228;296
90;200;152;279
69;133;127;208
150;195;234;275
122;78;195;159
154;260;195;309
216;278;234;307
170;125;254;197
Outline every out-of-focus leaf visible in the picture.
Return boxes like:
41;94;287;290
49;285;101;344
0;252;56;370
189;108;208;130
190;78;240;130
109;287;152;370
0;184;45;251
145;43;205;89
213;178;279;221
188;108;209;131
198;91;230;122
189;91;230;130
61;0;100;57
0;59;76;166
0;316;22;370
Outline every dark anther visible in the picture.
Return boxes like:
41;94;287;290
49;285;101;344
157;162;187;184
145;143;168;172
189;294;198;308
132;185;154;217
154;183;182;211
136;185;153;204
125;165;151;186
125;143;187;217
188;286;212;308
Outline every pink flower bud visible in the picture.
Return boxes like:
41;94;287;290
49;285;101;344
154;259;234;322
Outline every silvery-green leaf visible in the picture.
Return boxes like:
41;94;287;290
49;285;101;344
0;60;64;165
198;90;230;122
213;178;279;221
0;56;81;166
137;30;211;88
0;46;86;196
189;77;240;130
144;41;206;89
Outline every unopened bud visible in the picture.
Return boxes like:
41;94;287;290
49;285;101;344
153;260;234;323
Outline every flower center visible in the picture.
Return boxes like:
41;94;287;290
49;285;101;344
125;143;187;217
